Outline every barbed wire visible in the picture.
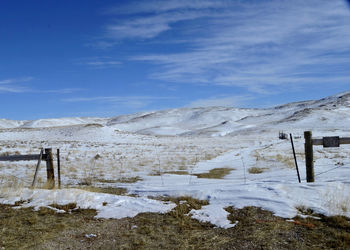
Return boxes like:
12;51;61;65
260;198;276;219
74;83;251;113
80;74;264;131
1;173;33;185
315;165;347;177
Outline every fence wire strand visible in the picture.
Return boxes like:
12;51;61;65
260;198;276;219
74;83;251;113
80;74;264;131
315;165;347;177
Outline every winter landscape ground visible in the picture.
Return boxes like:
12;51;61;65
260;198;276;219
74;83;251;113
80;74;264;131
1;92;350;248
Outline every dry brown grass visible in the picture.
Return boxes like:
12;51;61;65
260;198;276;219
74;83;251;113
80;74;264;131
94;176;143;184
150;168;234;179
225;206;350;249
150;170;190;176
248;167;267;174
0;203;97;249
75;186;127;196
194;167;235;179
1;202;350;249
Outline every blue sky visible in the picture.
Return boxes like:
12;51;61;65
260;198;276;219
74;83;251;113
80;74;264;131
1;0;350;120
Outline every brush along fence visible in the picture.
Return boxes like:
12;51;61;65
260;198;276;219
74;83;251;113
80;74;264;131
0;148;61;189
304;131;350;182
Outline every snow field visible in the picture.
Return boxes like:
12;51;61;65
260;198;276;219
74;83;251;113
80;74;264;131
1;92;350;227
1;127;350;228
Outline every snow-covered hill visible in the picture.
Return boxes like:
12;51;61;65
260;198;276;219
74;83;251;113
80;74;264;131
1;91;350;229
1;91;350;136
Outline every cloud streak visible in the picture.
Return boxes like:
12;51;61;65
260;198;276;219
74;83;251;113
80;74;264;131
104;10;213;40
0;77;85;94
104;0;231;15
0;77;34;85
76;57;121;68
62;95;175;109
99;0;233;41
188;95;254;108
0;77;33;93
124;0;350;94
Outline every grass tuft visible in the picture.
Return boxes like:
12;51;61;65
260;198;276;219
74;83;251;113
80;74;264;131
150;170;190;176
248;167;267;174
194;168;234;179
94;176;142;184
76;186;127;196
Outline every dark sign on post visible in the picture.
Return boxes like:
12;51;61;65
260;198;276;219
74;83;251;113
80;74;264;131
323;136;340;148
306;132;350;182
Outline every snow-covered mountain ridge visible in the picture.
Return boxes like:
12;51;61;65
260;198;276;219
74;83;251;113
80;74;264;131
1;91;350;136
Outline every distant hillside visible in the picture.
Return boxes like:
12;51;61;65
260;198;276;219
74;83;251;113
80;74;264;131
1;91;350;136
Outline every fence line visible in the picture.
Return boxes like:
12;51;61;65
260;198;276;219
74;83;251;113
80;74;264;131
315;165;348;177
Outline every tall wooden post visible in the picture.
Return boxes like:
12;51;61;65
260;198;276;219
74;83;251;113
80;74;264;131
45;148;55;189
57;149;61;188
304;131;314;182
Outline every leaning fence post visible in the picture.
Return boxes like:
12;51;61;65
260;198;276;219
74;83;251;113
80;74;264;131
32;148;43;187
45;148;55;189
304;131;314;182
290;134;301;183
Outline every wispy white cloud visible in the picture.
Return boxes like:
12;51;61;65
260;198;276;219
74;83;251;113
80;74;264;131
76;57;121;68
0;86;28;93
0;77;85;94
188;95;254;108
94;0;350;98
98;0;233;41
62;95;174;109
85;61;120;66
126;0;350;94
0;77;34;85
0;77;33;93
103;0;231;15
40;88;85;94
104;10;212;40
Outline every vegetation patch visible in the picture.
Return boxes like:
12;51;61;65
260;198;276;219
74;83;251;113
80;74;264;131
194;168;235;179
296;205;315;216
94;176;143;184
76;186;127;196
164;171;190;175
117;176;143;183
150;168;234;178
1;203;350;249
225;206;350;249
150;171;190;176
154;196;209;210
275;154;295;168
248;167;267;174
84;123;103;128
49;203;77;212
0;203;97;249
152;196;210;229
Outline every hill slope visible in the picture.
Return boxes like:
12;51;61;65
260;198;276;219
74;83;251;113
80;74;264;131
1;91;350;136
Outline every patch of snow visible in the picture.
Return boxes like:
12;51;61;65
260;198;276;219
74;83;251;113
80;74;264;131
190;204;235;229
0;188;176;220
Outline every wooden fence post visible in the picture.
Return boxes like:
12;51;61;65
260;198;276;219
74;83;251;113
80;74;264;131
304;131;314;182
57;149;61;188
45;148;55;189
32;148;43;187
